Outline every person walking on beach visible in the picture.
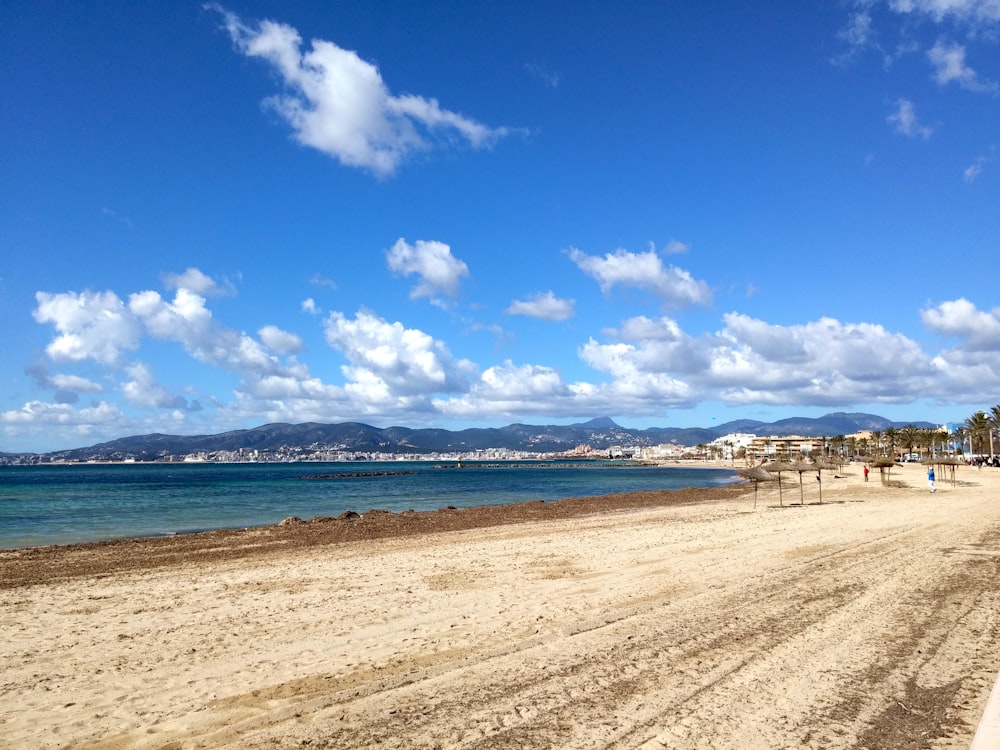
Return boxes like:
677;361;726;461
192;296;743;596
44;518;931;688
928;466;936;493
863;464;869;482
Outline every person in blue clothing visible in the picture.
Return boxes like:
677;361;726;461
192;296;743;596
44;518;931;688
928;465;936;493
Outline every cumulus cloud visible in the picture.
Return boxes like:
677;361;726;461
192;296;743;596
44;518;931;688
258;325;304;355
16;263;1000;449
921;298;1000;349
209;5;514;176
577;312;942;410
887;98;934;138
323;309;475;401
25;363;103;395
122;362;200;411
386;238;469;302
1;400;124;437
129;288;283;376
33;290;142;365
566;246;712;308
163;267;231;296
712;314;935;404
504;291;574;321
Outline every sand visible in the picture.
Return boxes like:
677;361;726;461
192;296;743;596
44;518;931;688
2;461;1000;748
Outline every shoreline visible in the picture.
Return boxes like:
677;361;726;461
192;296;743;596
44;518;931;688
0;482;747;588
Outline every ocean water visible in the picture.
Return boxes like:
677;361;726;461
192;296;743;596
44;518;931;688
0;461;740;549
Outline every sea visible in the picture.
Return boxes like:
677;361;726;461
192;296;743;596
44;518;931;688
0;460;740;550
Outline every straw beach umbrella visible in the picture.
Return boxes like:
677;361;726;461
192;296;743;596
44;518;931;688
932;455;963;486
811;458;837;503
737;465;774;509
791;458;814;505
872;456;897;485
762;460;796;506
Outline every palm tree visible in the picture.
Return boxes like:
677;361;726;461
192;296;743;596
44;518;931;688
964;411;991;457
830;434;846;460
872;431;883;457
899;425;921;461
882;427;898;461
951;427;967;456
988;404;1000;458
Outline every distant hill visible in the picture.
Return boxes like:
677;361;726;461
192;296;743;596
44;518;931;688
27;412;938;462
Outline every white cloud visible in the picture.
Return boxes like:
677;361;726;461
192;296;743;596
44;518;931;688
887;98;934;138
122;362;199;411
1;400;124;428
33;290;142;365
566;246;712;308
210;5;514;176
436;361;571;418
841;11;876;48
24;363;104;397
50;374;104;393
17;266;1000;450
888;0;1000;25
661;239;690;255
163;267;229;296
613;315;686;342
258;325;304;355
129;288;283;376
504;291;574;321
921;298;1000;349
964;159;985;180
714;314;935;400
323;309;475;400
577;312;940;410
302;298;320;315
920;300;1000;400
963;149;994;180
834;10;881;65
927;40;999;92
386;238;469;302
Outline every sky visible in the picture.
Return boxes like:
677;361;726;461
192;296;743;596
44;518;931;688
2;1;999;453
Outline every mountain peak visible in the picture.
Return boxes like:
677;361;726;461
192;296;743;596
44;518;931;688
574;417;620;429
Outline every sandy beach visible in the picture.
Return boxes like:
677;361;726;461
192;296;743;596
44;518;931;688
3;461;1000;748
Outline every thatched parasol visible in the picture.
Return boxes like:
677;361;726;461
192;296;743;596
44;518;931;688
737;465;774;509
933;455;963;486
791;458;814;505
762;460;796;506
811;458;837;503
871;456;897;485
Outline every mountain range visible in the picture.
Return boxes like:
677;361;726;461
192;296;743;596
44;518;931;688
20;412;940;462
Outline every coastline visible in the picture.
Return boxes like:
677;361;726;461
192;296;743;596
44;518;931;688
0;459;741;551
4;462;1000;748
0;481;746;588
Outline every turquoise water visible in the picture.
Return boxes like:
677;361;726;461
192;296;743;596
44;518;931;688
0;461;739;549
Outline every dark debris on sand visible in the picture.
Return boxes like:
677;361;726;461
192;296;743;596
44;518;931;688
0;483;748;589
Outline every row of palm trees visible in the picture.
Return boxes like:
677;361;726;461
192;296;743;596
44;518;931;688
818;404;1000;461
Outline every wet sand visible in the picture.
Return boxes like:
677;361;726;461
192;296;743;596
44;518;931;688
2;462;1000;748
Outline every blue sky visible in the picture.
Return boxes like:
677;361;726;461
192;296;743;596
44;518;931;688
2;1;998;453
